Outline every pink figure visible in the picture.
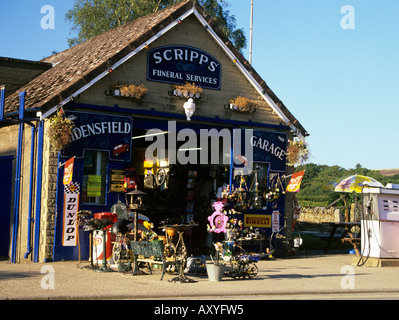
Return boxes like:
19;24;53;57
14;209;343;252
208;201;229;234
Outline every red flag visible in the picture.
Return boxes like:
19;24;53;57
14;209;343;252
286;170;305;193
63;157;75;185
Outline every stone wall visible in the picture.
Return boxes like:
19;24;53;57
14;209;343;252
298;207;336;224
298;203;362;225
39;120;59;262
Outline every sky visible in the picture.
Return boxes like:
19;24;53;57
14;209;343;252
0;0;398;170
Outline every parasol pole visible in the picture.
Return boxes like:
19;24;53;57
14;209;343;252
249;0;254;64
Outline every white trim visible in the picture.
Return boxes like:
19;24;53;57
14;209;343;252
41;105;57;120
52;8;195;114
192;9;303;138
44;6;303;137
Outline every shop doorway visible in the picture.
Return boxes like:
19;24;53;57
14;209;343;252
0;155;14;258
130;126;232;254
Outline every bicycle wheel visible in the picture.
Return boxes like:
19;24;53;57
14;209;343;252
163;241;177;273
247;263;258;278
155;168;167;186
112;239;122;265
164;241;176;258
112;236;132;272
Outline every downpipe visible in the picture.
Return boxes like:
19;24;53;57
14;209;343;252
33;120;44;263
24;125;36;259
11;92;26;263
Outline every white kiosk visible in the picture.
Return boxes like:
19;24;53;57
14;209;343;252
361;183;399;260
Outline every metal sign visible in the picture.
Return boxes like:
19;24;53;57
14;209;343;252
62;183;80;246
233;130;287;172
147;45;221;90
244;214;271;228
250;130;287;172
61;111;133;161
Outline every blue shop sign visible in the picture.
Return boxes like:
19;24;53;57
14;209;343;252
147;45;221;90
234;130;287;172
251;131;287;172
61;111;133;161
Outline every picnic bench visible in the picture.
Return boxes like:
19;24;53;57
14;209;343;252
322;222;361;255
130;240;176;280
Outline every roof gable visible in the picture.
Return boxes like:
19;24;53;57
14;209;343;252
3;0;307;137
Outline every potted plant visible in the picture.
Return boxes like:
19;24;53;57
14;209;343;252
47;109;75;152
112;83;148;100
172;82;203;99
206;242;226;281
286;138;310;167
228;96;257;113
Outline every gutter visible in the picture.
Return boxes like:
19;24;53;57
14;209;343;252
0;85;5;120
11;92;26;263
68;101;290;132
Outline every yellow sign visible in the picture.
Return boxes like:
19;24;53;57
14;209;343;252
244;214;271;228
111;170;125;182
110;183;124;192
87;175;102;197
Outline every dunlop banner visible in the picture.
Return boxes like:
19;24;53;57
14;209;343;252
62;183;80;246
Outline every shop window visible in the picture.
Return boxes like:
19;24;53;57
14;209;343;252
81;150;107;205
253;162;269;188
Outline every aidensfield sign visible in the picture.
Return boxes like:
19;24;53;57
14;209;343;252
62;111;133;161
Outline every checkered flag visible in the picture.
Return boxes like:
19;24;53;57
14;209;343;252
64;182;80;194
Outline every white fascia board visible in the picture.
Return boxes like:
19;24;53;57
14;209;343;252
41;6;303;138
192;9;303;138
42;8;195;120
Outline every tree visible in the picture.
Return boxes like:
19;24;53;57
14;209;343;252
198;0;246;51
65;0;247;51
294;163;399;207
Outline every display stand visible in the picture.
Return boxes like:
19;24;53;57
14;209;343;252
125;188;147;241
85;230;99;270
161;224;198;283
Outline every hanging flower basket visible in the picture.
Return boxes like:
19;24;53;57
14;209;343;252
107;84;148;100
286;138;310;166
227;96;257;113
47;109;75;152
171;82;203;99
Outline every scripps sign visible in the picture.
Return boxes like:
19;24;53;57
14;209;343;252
147;45;221;89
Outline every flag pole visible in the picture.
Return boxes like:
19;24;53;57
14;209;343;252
249;0;254;64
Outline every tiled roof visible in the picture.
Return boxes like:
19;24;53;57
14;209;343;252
4;0;307;136
4;1;191;114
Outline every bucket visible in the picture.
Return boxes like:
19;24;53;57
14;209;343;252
206;263;226;282
93;230;115;263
